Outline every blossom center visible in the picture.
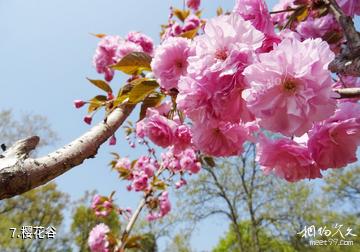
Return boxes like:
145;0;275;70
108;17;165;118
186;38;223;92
215;48;228;61
175;60;184;69
282;79;298;93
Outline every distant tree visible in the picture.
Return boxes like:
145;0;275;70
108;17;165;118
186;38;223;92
213;221;295;252
176;141;360;252
0;183;72;252
0;110;69;251
177;143;279;252
163;232;193;252
323;165;360;213
0;109;58;149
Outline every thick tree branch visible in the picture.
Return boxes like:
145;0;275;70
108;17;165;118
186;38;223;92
329;52;360;76
0;104;135;200
325;0;360;76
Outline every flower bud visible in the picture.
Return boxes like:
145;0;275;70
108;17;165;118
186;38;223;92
74;100;85;109
109;135;116;145
84;115;93;125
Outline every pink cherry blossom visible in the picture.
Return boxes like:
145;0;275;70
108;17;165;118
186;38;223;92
187;0;200;11
337;0;360;17
336;76;360;88
116;40;142;60
187;13;264;77
296;15;340;40
91;194;102;210
257;136;322;182
179;148;201;174
161;149;182;172
135;156;157;177
176;74;211;122
88;223;110;252
177;14;263;125
115;157;131;170
177;71;254;124
233;0;275;35
93;36;143;82
295;14;343;52
136;120;146;138
161;146;201;173
93;35;121;82
192;120;252;157
243;37;336;137
271;0;295;27
131;171;149;192
126;31;154;55
308;102;360;170
175;178;187;189
174;124;192;151
159;191;171;215
151;37;194;90
154;101;172;116
146;191;171;221
140;108;177;148
183;14;201;32
91;195;114;217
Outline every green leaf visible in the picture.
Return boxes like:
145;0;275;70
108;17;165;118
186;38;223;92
87;95;107;113
124;235;142;249
173;8;190;22
151;177;167;191
116;167;132;180
87;78;112;93
112;83;133;107
139;92;166;120
111;52;152;75
294;6;308;22
203;156;216;167
180;28;198;39
90;33;107;38
128;78;159;104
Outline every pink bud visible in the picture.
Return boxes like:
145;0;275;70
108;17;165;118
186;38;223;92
107;92;114;100
74;99;85;109
187;0;200;11
84;115;92;125
109;135;117;145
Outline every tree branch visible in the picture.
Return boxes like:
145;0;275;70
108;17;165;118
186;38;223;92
0;104;135;200
334;87;360;98
325;0;360;76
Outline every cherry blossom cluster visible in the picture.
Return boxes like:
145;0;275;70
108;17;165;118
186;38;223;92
75;0;360;249
93;32;154;82
147;0;360;182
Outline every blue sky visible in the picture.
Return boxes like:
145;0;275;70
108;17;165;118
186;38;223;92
0;0;358;251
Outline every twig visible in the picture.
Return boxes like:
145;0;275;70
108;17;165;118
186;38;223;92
269;8;297;15
334;87;360;98
117;166;166;250
117;198;147;251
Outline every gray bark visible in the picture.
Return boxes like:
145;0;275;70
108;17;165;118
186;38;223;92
0;104;135;200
